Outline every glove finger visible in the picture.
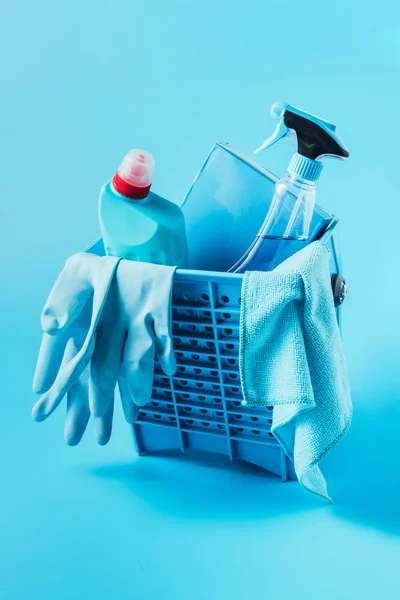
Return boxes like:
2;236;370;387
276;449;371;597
94;401;114;446
33;333;68;394
118;376;139;424
152;268;177;377
124;324;155;407
89;317;124;419
31;334;95;422
64;367;90;446
154;329;176;377
33;303;93;394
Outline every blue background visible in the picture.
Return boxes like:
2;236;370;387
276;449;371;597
1;0;399;598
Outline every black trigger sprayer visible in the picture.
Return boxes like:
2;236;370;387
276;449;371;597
229;101;349;273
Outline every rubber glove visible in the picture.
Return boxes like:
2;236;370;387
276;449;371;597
87;259;177;424
33;254;177;445
32;252;122;444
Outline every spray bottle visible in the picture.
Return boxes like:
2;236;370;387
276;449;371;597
229;101;349;273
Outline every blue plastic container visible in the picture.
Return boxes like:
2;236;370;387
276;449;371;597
86;144;346;479
87;216;343;481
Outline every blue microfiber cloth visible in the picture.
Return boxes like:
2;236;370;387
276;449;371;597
239;241;352;501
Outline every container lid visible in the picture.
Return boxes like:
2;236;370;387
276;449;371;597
112;149;154;199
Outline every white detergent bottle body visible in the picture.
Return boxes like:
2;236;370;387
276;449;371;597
98;149;188;267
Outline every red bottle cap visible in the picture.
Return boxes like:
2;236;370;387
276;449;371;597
112;149;154;199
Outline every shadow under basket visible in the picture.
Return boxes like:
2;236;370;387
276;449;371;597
86;219;344;482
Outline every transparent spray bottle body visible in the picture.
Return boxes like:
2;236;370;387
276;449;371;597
230;172;316;273
228;100;349;273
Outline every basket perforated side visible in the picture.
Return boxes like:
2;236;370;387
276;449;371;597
133;270;292;480
85;222;342;481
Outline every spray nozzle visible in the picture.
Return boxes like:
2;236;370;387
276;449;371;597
254;101;349;165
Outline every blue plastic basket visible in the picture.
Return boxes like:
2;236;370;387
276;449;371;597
87;217;344;481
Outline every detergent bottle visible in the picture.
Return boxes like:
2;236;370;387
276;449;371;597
99;149;188;267
229;101;349;272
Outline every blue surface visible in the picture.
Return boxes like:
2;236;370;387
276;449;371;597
1;1;400;599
